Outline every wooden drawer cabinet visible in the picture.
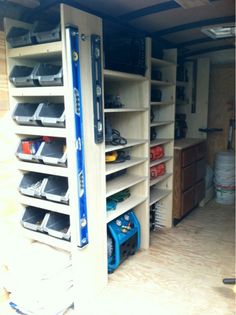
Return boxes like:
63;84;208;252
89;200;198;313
182;187;194;216
182;147;196;167
182;163;195;191
173;139;206;222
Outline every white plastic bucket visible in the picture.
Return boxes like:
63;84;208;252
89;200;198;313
215;187;235;205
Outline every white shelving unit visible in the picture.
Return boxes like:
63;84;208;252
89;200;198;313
104;67;150;249
5;5;108;312
146;38;177;229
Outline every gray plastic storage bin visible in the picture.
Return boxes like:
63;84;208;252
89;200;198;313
16;138;43;163
19;172;48;198
36;103;65;127
21;206;49;232
32;21;61;44
9;65;36;87
33;64;63;86
37;139;67;166
12;103;40;126
42;176;69;203
44;212;70;240
6;27;32;48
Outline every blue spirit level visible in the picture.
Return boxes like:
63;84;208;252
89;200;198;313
65;26;88;247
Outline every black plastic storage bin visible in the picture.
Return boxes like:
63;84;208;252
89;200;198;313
12;103;40;126
16;137;44;163
21;206;49;232
36;103;65;127
32;20;61;44
33;64;63;86
44;212;70;240
19;172;48;198
42;176;69;203
9;65;36;87
37;139;67;166
6;27;33;48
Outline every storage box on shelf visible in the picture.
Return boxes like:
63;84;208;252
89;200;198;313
104;68;150;250
146;38;177;229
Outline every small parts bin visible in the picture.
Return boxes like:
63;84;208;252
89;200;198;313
9;66;35;87
10;64;63;87
42;176;69;203
37;139;67;166
44;212;70;240
16;137;44;162
19;172;48;198
33;64;63;86
6;22;60;48
36;103;65;127
6;27;33;48
32;21;61;44
12;103;41;126
21;206;49;232
13;102;65;127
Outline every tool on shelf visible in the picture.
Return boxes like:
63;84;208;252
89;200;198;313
105;94;124;109
91;34;104;143
65;25;88;247
150;163;166;178
105;119;127;146
106;189;131;211
106;150;130;163
107;210;140;273
150;145;164;161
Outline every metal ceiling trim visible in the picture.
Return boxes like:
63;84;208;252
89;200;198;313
152;16;236;36
183;44;235;57
174;36;229;48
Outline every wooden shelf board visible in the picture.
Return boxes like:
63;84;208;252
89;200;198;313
19;195;70;215
22;228;71;252
150;139;173;148
150;102;174;106
150;156;172;168
103;69;146;82
15;126;66;137
105;139;147;153
8;41;62;60
17;161;68;177
10;87;65;96
150;121;174;127
106;174;147;198
149;188;172;206
151;80;174;87
106;157;147;175
150;173;172;187
151;58;176;68
106;194;147;223
104;107;148;113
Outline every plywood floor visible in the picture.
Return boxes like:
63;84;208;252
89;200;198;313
88;201;235;315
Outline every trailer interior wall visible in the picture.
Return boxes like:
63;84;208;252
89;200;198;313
0;31;9;112
207;63;235;167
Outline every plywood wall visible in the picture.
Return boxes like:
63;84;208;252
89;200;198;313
0;31;9;112
207;63;235;167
